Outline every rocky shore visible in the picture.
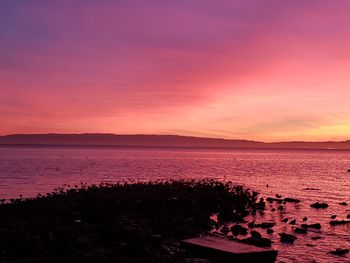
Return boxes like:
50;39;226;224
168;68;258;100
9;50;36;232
0;180;260;263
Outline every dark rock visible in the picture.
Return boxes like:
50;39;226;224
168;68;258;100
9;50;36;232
301;223;321;229
282;218;288;223
347;214;350;219
302;217;308;221
307;223;321;229
247;221;255;228
239;231;273;248
247;222;275;229
266;197;283;203
289;219;296;225
330;220;350;226
220;226;230;234
254;197;266;211
330;248;349;256
250;230;262;239
277;206;284;211
230;225;248;236
310;202;328;209
266;229;274;234
294;228;307;234
217;211;237;223
339;202;348;206
284;198;300;203
276;194;282;198
311;236;322;240
330;215;337;219
257;222;275;229
271;208;276;212
279;233;297;244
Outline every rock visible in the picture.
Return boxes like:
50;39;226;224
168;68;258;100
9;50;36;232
217;211;237;223
282;218;288;223
256;197;265;210
266;197;283;203
271;208;276;212
279;233;297;244
247;221;275;229
255;237;273;247
289;219;296;225
230;225;248;236
239;231;273;248
220;226;230;234
284;198;300;203
339;202;348;206
311;236;322;240
330;220;350;226
266;229;274;234
310;202;328;209
247;221;255;228
277;206;284;211
347;169;350;172
308;223;321;229
347;214;350;219
250;230;262;239
294;228;307;234
330;248;349;256
330;215;337;219
257;222;275;229
276;194;282;198
302;217;308;221
301;223;321;229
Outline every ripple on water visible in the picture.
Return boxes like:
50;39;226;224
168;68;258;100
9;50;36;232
1;146;350;262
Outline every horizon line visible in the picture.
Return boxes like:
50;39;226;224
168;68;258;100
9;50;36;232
1;132;349;144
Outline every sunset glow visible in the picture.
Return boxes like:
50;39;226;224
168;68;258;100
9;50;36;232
1;1;350;141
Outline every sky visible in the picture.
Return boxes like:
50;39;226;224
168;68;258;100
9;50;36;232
1;0;350;142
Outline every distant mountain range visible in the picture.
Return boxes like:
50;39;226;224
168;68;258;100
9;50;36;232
1;133;350;150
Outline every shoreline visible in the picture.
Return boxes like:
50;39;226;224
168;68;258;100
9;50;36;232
0;180;259;262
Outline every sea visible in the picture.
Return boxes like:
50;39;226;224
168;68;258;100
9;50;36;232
1;146;350;263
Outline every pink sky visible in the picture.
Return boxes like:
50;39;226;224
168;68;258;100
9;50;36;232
1;1;350;141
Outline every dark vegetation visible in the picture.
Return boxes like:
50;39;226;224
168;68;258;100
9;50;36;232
0;180;260;263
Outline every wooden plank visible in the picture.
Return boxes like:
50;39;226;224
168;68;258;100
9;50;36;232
182;235;278;263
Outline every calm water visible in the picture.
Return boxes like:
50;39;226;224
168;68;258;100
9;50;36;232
1;146;350;263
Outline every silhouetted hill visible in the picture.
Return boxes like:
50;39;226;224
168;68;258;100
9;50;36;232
1;134;350;149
